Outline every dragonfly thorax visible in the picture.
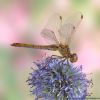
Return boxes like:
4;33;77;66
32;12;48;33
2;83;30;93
58;44;78;62
58;44;70;58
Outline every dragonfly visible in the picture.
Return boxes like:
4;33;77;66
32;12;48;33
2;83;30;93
11;12;83;63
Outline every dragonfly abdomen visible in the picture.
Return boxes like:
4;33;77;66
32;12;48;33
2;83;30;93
11;43;59;51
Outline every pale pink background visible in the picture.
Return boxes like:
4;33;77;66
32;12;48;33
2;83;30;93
0;0;100;99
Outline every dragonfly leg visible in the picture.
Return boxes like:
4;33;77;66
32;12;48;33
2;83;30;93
51;55;62;58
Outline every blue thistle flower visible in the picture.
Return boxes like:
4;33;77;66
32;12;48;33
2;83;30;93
27;55;92;100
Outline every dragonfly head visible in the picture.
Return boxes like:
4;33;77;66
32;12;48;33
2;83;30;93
69;53;78;63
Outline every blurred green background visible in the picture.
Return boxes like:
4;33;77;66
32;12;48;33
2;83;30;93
0;0;100;100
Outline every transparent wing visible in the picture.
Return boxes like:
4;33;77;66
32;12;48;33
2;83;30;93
41;28;59;44
65;12;83;30
41;13;62;44
59;12;83;44
59;23;75;44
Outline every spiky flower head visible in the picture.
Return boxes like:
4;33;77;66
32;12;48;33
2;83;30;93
27;55;92;100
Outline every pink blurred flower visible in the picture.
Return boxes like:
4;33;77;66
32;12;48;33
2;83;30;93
0;2;29;45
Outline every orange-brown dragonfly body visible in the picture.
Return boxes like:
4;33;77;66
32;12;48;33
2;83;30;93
11;12;83;63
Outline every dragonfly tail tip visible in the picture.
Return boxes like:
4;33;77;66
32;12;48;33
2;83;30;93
11;43;18;46
81;14;83;19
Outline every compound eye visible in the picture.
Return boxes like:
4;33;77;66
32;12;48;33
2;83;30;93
70;53;78;63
